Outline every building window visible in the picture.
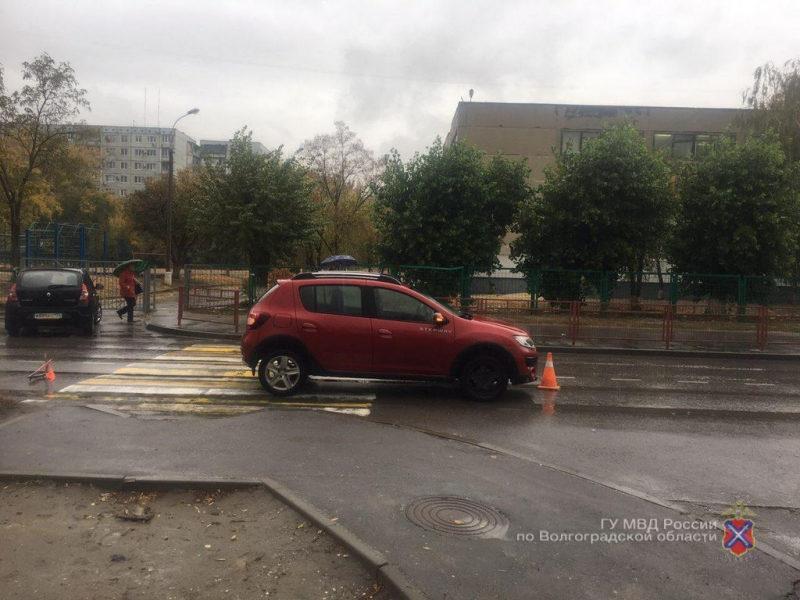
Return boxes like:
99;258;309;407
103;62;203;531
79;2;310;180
135;135;142;143
162;148;170;157
163;134;172;144
561;130;601;153
135;176;145;183
120;161;128;169
653;132;727;158
120;175;128;183
119;189;127;197
134;162;144;170
121;135;128;143
105;161;115;169
105;175;115;183
146;163;156;170
121;148;128;156
106;148;116;156
148;135;156;143
146;148;156;156
104;135;115;143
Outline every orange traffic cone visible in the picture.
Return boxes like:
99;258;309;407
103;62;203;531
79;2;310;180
537;352;560;390
45;360;56;383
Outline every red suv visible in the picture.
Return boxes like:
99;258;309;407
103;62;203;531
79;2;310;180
241;272;537;401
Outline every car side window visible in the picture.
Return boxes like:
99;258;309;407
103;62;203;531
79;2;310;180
373;288;435;323
299;285;363;317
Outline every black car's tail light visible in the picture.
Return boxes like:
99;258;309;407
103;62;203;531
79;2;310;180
79;283;89;304
7;283;17;303
247;311;270;330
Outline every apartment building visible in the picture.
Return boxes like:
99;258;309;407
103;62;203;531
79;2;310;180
199;139;268;166
88;126;199;197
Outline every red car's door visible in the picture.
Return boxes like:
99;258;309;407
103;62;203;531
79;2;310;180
295;283;373;373
369;287;454;376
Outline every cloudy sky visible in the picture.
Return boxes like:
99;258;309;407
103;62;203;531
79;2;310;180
1;0;798;158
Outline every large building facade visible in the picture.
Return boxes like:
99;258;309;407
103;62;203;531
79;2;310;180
445;102;744;184
88;126;199;197
445;101;745;266
199;139;268;166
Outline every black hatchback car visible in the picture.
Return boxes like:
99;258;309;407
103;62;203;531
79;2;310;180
5;268;103;336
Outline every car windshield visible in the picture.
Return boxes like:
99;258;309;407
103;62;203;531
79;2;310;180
19;270;80;288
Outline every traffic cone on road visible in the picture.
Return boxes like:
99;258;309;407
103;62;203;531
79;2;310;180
537;352;560;390
45;360;56;383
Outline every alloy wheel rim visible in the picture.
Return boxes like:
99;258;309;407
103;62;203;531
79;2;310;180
469;363;500;392
266;355;301;391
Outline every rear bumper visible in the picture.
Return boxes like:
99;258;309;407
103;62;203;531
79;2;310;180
5;304;92;328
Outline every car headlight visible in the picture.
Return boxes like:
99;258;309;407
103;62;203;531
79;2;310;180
514;335;536;349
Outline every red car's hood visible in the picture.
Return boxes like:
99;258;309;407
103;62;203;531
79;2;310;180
466;314;530;337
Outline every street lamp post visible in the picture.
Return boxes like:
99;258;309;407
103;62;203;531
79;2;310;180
165;107;199;285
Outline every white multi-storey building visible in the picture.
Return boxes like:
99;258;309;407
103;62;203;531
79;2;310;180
91;126;199;197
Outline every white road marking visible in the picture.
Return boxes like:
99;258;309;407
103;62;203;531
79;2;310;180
611;378;642;382
744;382;776;387
568;361;765;372
677;380;709;384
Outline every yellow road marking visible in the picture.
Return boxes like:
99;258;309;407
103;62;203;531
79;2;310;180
77;377;258;388
183;345;239;353
114;367;253;378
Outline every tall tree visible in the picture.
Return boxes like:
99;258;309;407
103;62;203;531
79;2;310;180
373;139;528;293
742;59;800;162
511;124;673;301
0;54;89;266
296;122;381;265
127;169;203;272
197;128;318;269
668;134;799;299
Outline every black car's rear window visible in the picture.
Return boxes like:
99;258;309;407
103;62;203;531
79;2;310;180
19;270;81;288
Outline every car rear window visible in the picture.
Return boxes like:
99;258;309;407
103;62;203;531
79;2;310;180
299;284;362;316
19;270;81;288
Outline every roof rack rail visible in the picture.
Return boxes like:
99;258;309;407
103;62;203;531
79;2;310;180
291;271;401;285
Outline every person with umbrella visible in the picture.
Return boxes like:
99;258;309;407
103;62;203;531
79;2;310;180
114;259;144;322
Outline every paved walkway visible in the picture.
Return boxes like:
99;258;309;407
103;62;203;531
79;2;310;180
1;405;797;599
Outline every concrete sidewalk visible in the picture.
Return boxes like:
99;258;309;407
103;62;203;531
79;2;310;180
0;405;797;599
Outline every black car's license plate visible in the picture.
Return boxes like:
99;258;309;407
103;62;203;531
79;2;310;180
34;313;62;320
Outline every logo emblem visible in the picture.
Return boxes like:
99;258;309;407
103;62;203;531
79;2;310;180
722;501;755;557
46;291;52;297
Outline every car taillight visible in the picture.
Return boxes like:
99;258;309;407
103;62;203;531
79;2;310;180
79;283;89;304
7;283;17;302
247;311;269;330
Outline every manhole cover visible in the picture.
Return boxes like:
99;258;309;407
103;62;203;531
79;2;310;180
404;496;508;538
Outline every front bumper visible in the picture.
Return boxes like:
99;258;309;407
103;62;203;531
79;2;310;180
511;350;538;384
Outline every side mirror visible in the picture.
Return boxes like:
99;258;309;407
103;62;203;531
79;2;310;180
433;312;446;327
95;283;104;291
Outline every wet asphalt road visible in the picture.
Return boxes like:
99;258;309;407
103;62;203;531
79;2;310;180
1;320;800;598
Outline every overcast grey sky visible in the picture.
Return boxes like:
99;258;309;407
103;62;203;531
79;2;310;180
1;0;798;158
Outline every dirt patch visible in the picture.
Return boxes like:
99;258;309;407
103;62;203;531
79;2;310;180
0;481;396;600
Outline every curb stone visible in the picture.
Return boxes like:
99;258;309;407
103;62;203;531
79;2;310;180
0;471;427;600
145;321;240;341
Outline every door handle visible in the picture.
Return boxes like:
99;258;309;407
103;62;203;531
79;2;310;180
377;328;392;338
301;322;317;332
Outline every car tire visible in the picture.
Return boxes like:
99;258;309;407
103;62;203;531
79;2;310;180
82;316;96;337
257;350;307;397
460;354;509;402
